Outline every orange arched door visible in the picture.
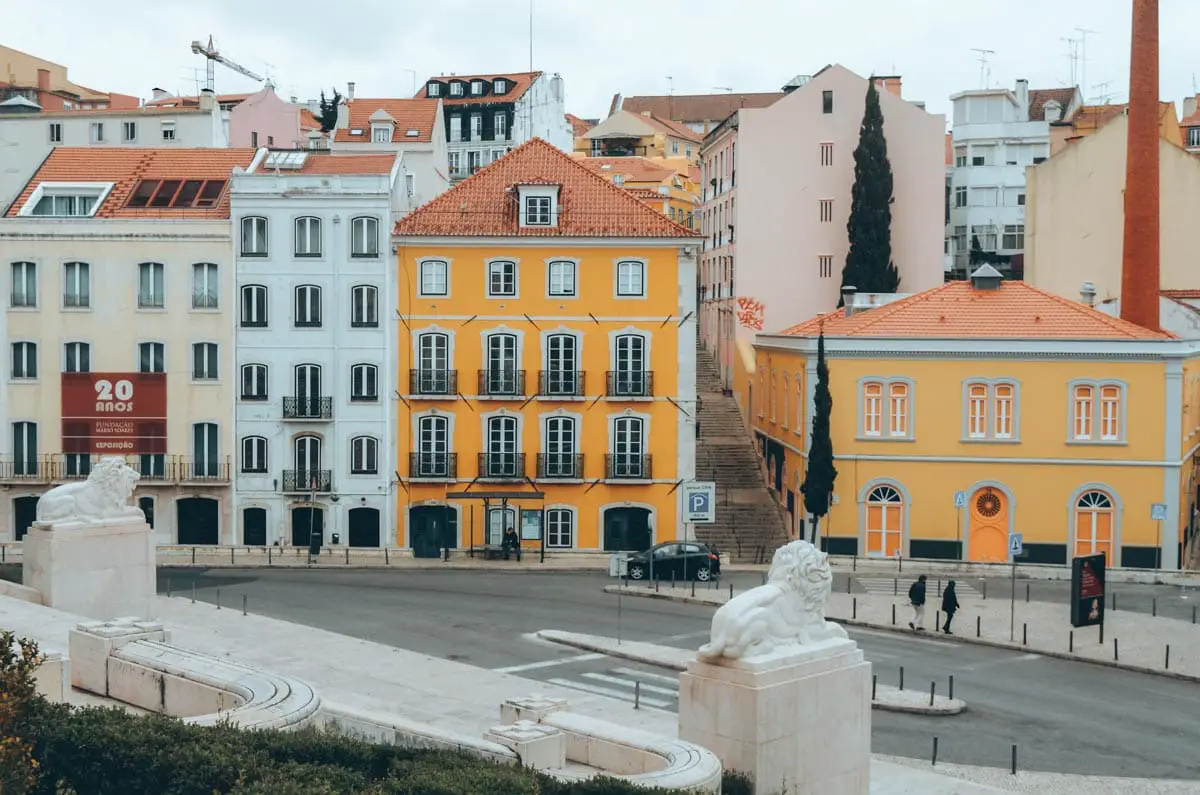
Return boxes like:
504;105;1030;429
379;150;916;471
968;487;1009;562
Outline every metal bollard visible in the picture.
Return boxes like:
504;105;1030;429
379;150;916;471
1166;644;1170;670
853;597;857;619
1152;597;1157;617
847;576;851;594
192;547;196;565
1069;631;1074;653
384;547;389;565
655;578;660;593
1022;623;1027;646
242;594;247;616
672;572;676;589
346;547;350;565
1011;745;1017;775
893;578;898;596
167;578;171;598
932;736;939;766
691;580;695;597
1114;638;1119;661
853;555;857;572
1100;622;1105;645
899;666;904;690
231;546;234;565
983;579;987;600
937;578;941;597
634;681;641;710
929;681;936;707
216;588;221;610
730;582;734;600
1025;583;1030;603
1193;605;1197;624
1113;592;1118;611
872;674;877;701
935;610;940;630
898;555;903;573
976;615;981;638
268;546;272;565
891;604;896;625
948;675;954;701
192;583;196;604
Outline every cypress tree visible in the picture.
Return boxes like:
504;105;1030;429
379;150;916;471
840;78;900;303
317;88;342;133
800;328;837;544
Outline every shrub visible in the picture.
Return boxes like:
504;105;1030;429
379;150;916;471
0;630;44;795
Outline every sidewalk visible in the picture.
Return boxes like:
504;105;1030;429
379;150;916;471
606;583;1200;682
826;555;1200;587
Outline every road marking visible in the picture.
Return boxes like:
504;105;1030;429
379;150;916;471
663;631;710;641
547;677;672;708
963;653;1041;672
493;653;604;673
849;627;956;648
856;577;982;598
582;672;679;696
612;668;682;687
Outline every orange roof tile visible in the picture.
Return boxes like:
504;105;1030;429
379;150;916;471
334;98;439;143
617;92;785;125
776;281;1172;340
420;72;541;105
394;138;699;239
27;106;207;117
296;154;397;175
577;156;675;184
637;113;702;142
1027;87;1076;121
565;113;596;137
5;147;257;219
1161;289;1200;300
299;108;321;131
945;132;953;166
626;187;665;202
145;93;252;107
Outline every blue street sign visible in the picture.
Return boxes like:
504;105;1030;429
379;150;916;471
1009;533;1024;557
682;482;717;523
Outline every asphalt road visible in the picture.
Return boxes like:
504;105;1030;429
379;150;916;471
149;568;1200;780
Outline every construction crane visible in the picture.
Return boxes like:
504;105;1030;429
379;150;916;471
190;35;264;94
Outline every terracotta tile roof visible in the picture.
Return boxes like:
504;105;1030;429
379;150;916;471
394;138;699;238
626;187;665;202
617;92;785;125
638;113;703;142
420;71;541;105
27;105;207;117
776;280;1173;340
577;156;675;184
1027;87;1076;121
1061;101;1176;134
5;147;257;219
334;98;439;143
296;154;397;175
299;108;321;131
1161;289;1200;300
565;113;596;137
945;132;953;166
145;93;252;107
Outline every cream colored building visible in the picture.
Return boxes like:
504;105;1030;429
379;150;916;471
1026;114;1200;303
0;147;258;543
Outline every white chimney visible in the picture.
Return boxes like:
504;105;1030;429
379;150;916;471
347;81;356;101
1043;99;1063;123
1015;79;1030;118
151;87;168;100
1184;96;1198;121
1080;281;1097;307
841;285;858;317
199;88;215;112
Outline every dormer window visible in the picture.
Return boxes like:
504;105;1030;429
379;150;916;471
471;80;484;96
450;82;464;97
427;82;441;97
20;182;114;217
494;79;507;94
372;124;391;143
518;185;559;228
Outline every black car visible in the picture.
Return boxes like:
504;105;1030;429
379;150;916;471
625;542;721;582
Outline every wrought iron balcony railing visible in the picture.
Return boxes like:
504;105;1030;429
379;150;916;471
282;396;333;420
538;370;585;397
409;369;457;396
478;369;525;397
477;452;525;480
605;371;654;398
536;453;583;479
409;452;457;480
605;454;653;480
281;469;333;493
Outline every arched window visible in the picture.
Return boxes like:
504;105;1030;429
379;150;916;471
241;216;268;256
865;485;903;558
967;383;988;438
888;382;909;437
1073;385;1094;440
241;436;268;473
758;366;767;417
862;381;883;436
350;216;379;258
781;373;790;429
795;377;804;433
1074;490;1114;561
351;285;378;327
241;284;268;327
769;370;777;422
351;436;378;475
294;216;321;257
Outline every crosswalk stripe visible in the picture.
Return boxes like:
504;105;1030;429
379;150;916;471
547;677;673;708
611;668;682;688
856;578;981;597
582;672;679;696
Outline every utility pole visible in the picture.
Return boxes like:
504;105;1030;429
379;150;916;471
1076;27;1099;100
971;48;995;89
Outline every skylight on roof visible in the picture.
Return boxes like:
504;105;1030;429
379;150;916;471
350;128;364;135
126;179;227;209
405;129;420;137
265;151;308;170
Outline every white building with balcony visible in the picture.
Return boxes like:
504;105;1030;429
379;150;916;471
946;80;1081;276
230;150;401;549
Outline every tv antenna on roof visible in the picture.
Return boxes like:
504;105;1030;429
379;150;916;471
1075;27;1099;99
971;48;995;89
1061;36;1080;88
1092;81;1115;105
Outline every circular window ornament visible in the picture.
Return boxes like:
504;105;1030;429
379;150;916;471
976;490;1001;518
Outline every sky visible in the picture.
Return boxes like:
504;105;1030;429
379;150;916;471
7;1;1200;123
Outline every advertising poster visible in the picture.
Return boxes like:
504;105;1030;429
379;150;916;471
1070;553;1106;628
61;373;168;455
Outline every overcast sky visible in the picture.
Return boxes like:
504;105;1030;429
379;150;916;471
8;1;1200;123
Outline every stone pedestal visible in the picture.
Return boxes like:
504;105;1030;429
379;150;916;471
678;638;871;795
23;519;155;620
484;720;567;770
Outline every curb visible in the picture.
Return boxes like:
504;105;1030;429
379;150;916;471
534;630;965;717
603;586;1200;685
157;563;611;574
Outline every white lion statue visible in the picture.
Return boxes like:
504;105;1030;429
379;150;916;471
697;540;848;662
36;456;144;525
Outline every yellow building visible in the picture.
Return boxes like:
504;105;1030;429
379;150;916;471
577;110;702;165
737;268;1199;570
1049;100;1181;156
576;156;700;230
393;138;700;556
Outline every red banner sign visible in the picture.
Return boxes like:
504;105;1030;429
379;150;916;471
61;373;167;454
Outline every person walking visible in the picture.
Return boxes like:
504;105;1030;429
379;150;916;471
907;574;927;631
941;580;960;634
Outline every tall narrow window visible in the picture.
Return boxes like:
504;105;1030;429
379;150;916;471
819;142;834;166
240;284;267;327
543;416;578;478
241;363;267;401
1074;491;1115;561
1100;386;1120;440
138;342;164;374
862;382;883;436
487;260;517;297
994;384;1014;438
241;216;268;256
819;199;833;223
351;436;378;474
546;509;574;548
822;90;834;114
12;422;37;476
967;383;988;438
485;333;519;395
416;415;450;477
419;260;448;296
416;333;450;394
781;374;790;429
351;285;378;328
192;263;218;309
612;334;648;396
1073;385;1094;440
544;334;578;396
63;261;90;308
11;261;36;308
350;216;379;258
485;415;520;477
64;342;90;373
495;111;507;139
611;417;646;478
294;436;322;484
193;422;219;478
295;285;321;327
294;217;321;257
138;262;164;308
888;382;909;437
351;363;378;402
294;364;322;409
192;342;218;380
11;342;36;379
241;436;268;473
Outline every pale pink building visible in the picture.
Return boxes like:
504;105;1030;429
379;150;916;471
698;65;946;387
228;85;310;149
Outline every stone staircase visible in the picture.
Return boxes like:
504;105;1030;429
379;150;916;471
692;343;791;563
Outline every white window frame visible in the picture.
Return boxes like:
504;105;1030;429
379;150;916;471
89;122;105;143
450;82;464;96
294;284;322;327
11;341;37;380
471;80;483;96
351;363;378;402
241;436;268;473
240;284;268;327
63;341;90;373
495;111;507;139
351;285;378;328
545;507;575;548
418;259;449;297
547;259;577;298
494;79;507;94
192;342;219;381
470;114;482;138
122;121;137;142
615;260;646;298
294;216;322;257
21;182;113;217
138;341;165;374
371;125;391;143
62;261;90;308
240;363;268;401
449;116;462;142
487;259;518;298
48;122;62;143
350;216;379;258
138;262;165;309
427;82;441;97
241;216;268;257
10;261;36;308
350;436;379;475
191;262;218;310
161;121;176;141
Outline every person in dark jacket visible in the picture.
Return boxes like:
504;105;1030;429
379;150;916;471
941;580;960;634
502;527;520;561
907;575;927;631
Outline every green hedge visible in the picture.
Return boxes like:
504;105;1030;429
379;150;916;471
22;699;753;795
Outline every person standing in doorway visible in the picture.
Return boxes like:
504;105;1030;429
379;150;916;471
908;575;927;631
941;580;960;634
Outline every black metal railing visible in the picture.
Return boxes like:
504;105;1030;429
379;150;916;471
0;455;56;481
477;452;525;480
409;369;457;396
129;455;171;482
478;369;525;397
175;457;233;482
282;396;333;419
282;469;333;493
605;454;653;480
538;370;585;397
537;453;583;479
409;452;457;480
605;371;654;398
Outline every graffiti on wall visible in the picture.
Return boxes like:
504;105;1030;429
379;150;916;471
736;296;765;331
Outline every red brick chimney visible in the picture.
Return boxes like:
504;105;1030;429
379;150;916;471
1119;0;1160;330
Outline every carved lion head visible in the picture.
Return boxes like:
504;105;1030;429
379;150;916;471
89;456;140;502
767;540;833;608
